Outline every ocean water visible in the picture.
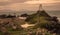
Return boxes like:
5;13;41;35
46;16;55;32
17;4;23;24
0;10;60;20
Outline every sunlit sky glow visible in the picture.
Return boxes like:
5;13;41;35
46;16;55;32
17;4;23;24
24;0;60;4
0;0;60;11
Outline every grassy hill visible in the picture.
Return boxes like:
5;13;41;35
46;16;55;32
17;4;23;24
25;10;60;35
0;10;60;35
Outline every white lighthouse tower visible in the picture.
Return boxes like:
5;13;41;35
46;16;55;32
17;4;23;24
37;4;44;13
39;4;43;11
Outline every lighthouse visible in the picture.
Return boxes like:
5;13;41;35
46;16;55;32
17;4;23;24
37;4;50;17
39;4;44;11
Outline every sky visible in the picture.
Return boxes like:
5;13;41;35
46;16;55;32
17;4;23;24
0;0;60;11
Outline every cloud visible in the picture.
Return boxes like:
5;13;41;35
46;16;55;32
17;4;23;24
24;0;60;4
10;0;28;3
0;0;60;11
0;0;60;6
0;0;31;6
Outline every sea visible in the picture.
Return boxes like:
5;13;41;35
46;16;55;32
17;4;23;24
0;10;60;21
